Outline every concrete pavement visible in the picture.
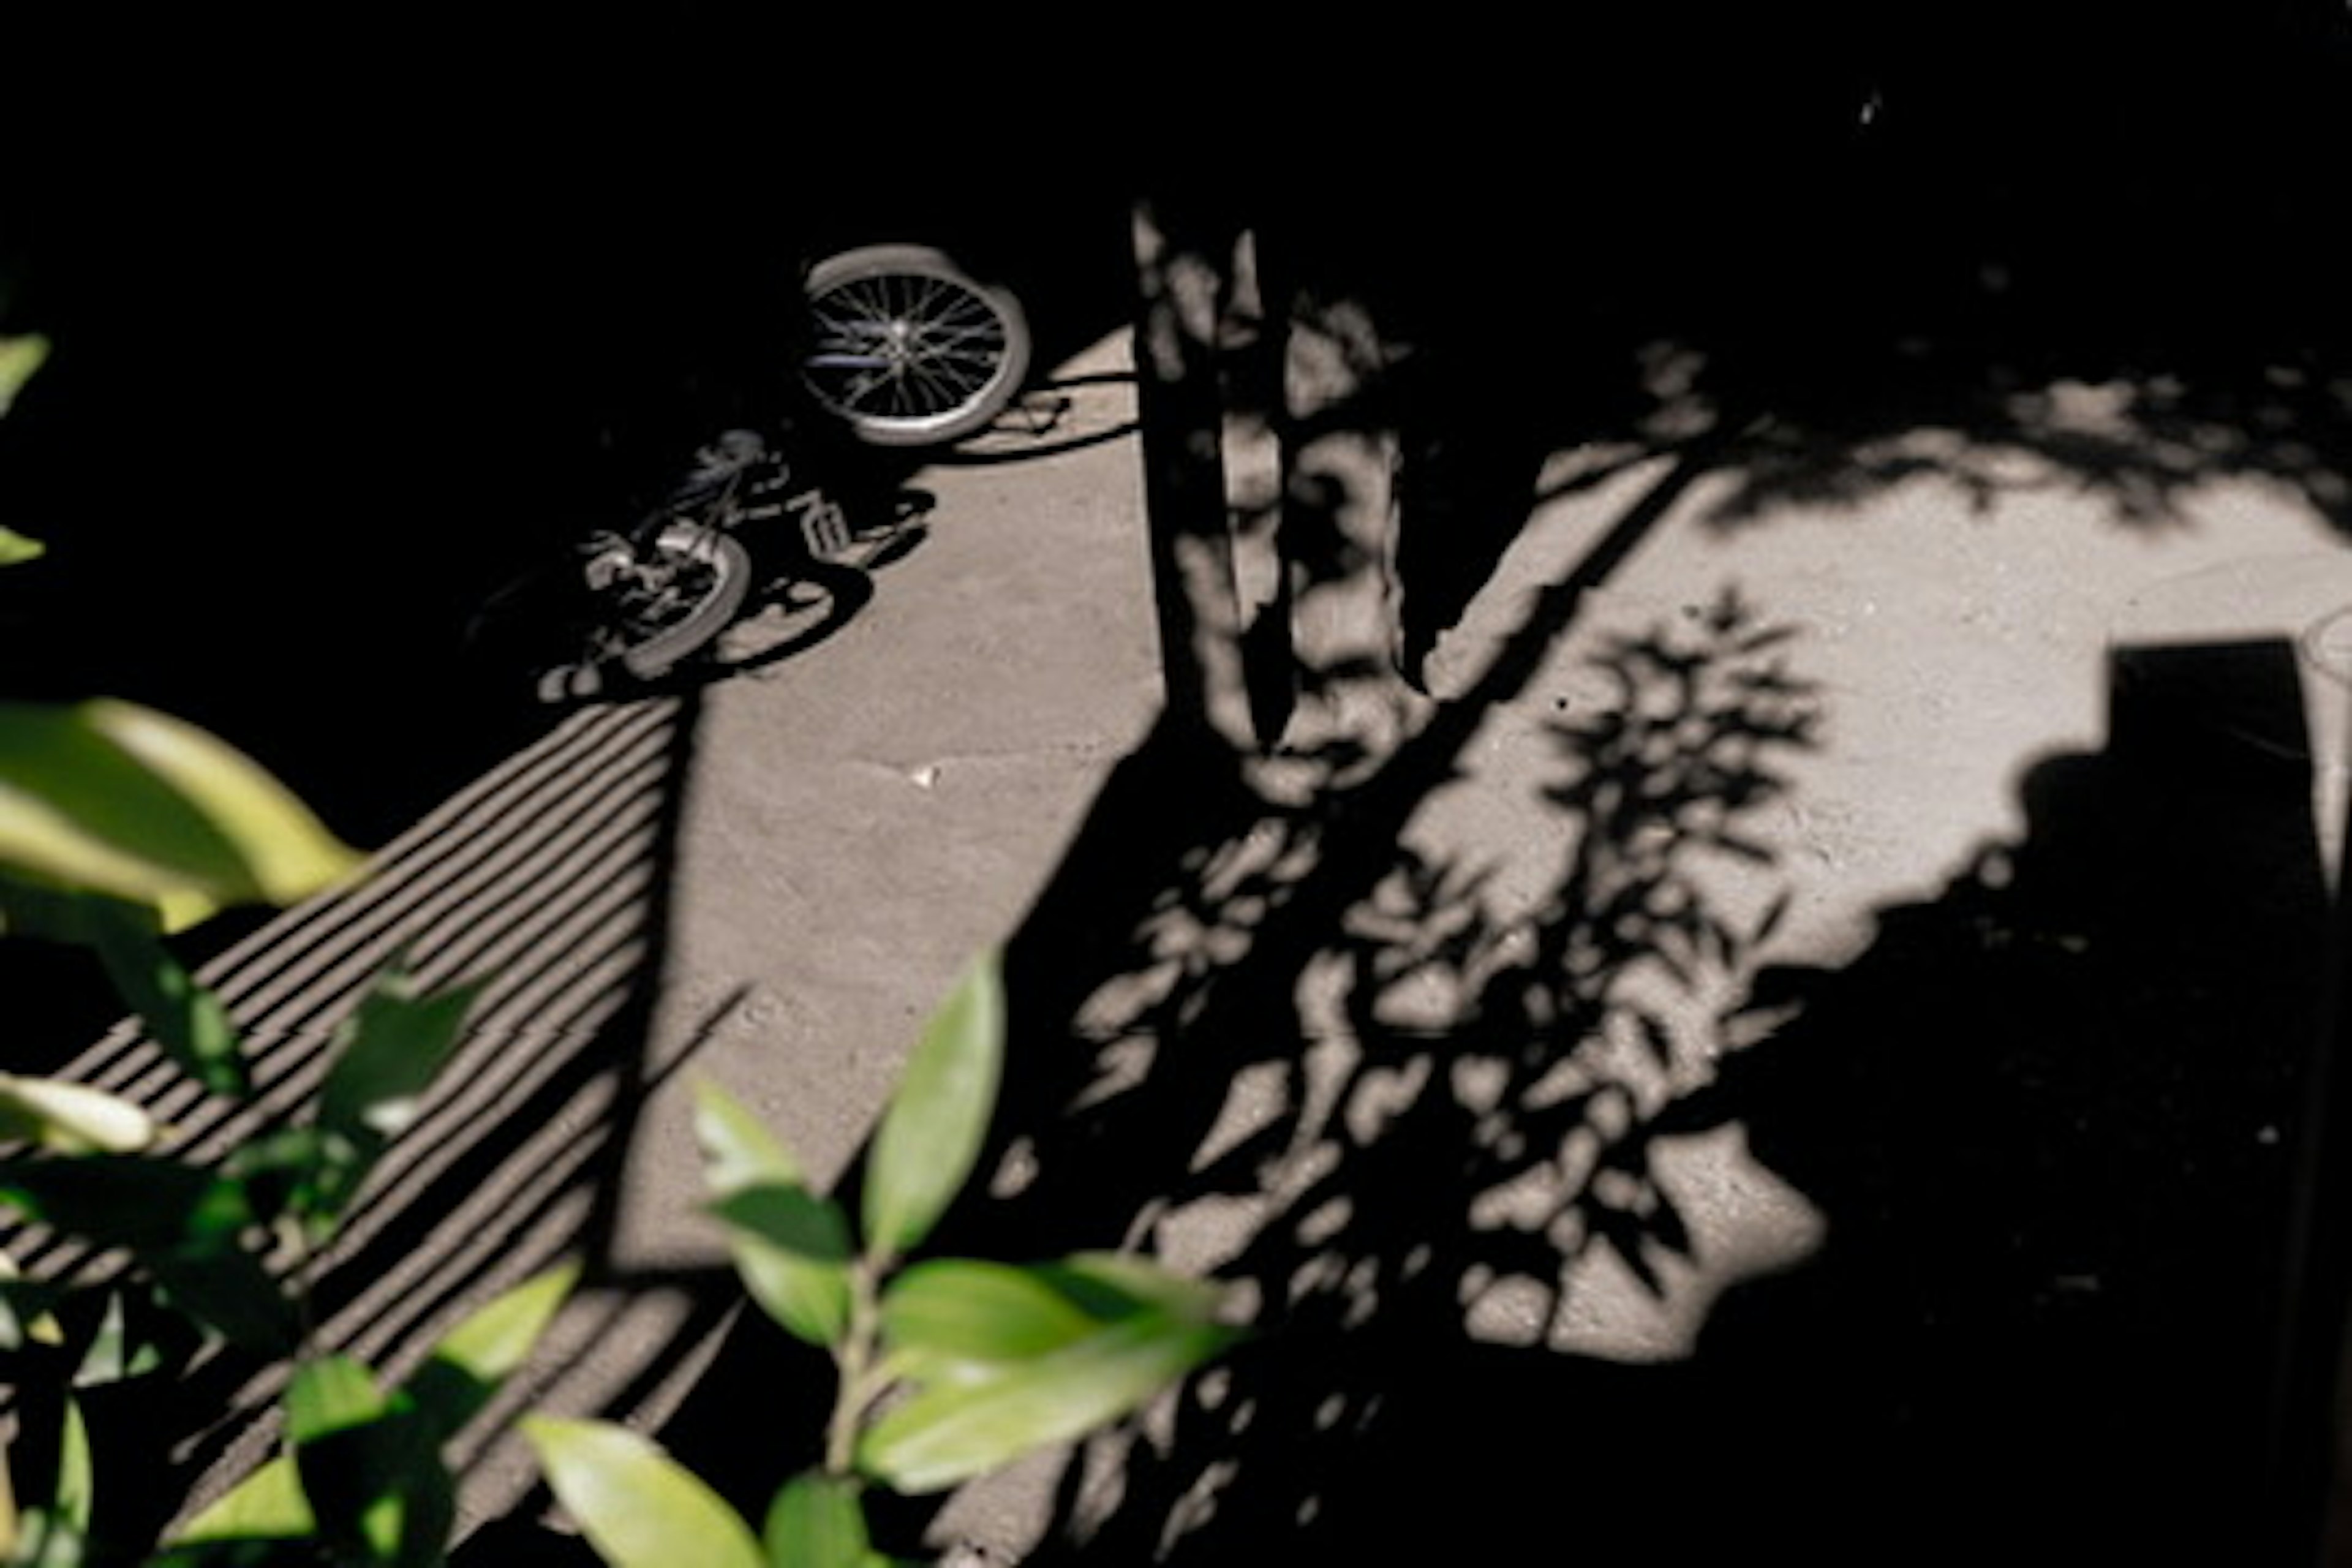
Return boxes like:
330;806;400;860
48;322;2352;1562
605;331;2352;1559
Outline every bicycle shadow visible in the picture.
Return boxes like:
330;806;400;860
933;371;1145;467
687;488;937;685
464;473;947;709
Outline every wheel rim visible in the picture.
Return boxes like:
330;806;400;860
594;535;730;660
803;270;1014;434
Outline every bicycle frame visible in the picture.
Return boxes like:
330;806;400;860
628;427;853;569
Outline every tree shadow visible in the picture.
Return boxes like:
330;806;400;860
1694;346;2352;538
903;40;2352;1548
929;565;1825;1560
945;593;2343;1565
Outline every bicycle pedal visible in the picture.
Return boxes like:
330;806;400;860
799;506;855;562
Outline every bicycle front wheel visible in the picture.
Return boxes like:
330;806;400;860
602;524;753;680
800;244;1032;448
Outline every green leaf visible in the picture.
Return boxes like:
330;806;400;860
0;1395;96;1568
167;1455;314;1547
72;1287;168;1388
0;1247;65;1351
522;1417;764;1568
707;1183;853;1349
0;334;48;416
695;1084;849;1347
11;891;251;1097
861;953;1004;1261
692;1079;805;1197
316;973;480;1144
0;1156;296;1355
9;1509;87;1568
0;1155;241;1251
287;1357;451;1567
1035;1252;1232;1326
0;698;364;932
761;1472;870;1568
51;1392;90;1540
299;970;480;1233
91;917;247;1098
0;527;43;567
0;1073;160;1154
146;1250;299;1360
878;1261;1108;1377
856;1313;1237;1495
287;1355;387;1444
0;1289;64;1354
402;1262;578;1441
0;1437;18;1560
221;1125;332;1229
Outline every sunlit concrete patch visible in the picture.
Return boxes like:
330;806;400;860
1648;468;2345;971
628;328;1166;1242
1537;1124;1827;1360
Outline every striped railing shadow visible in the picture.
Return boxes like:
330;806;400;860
4;693;718;1533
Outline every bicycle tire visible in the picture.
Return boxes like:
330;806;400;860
607;524;753;680
800;244;1032;448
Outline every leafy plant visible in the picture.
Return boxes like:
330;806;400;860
524;954;1238;1568
0;814;572;1566
0;332;48;565
153;1264;576;1567
0;729;573;1567
0;377;571;1560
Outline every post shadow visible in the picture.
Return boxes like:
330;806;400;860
1665;634;2337;1565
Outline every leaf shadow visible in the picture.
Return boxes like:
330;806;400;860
944;569;1828;1561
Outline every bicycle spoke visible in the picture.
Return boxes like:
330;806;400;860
801;255;1023;436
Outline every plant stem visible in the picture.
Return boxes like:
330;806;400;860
824;1256;885;1478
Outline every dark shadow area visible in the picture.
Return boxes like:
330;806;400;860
950;627;2338;1565
1658;5;2352;542
1626;636;2335;1565
0;15;1121;806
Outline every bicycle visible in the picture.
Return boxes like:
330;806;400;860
466;243;1026;702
